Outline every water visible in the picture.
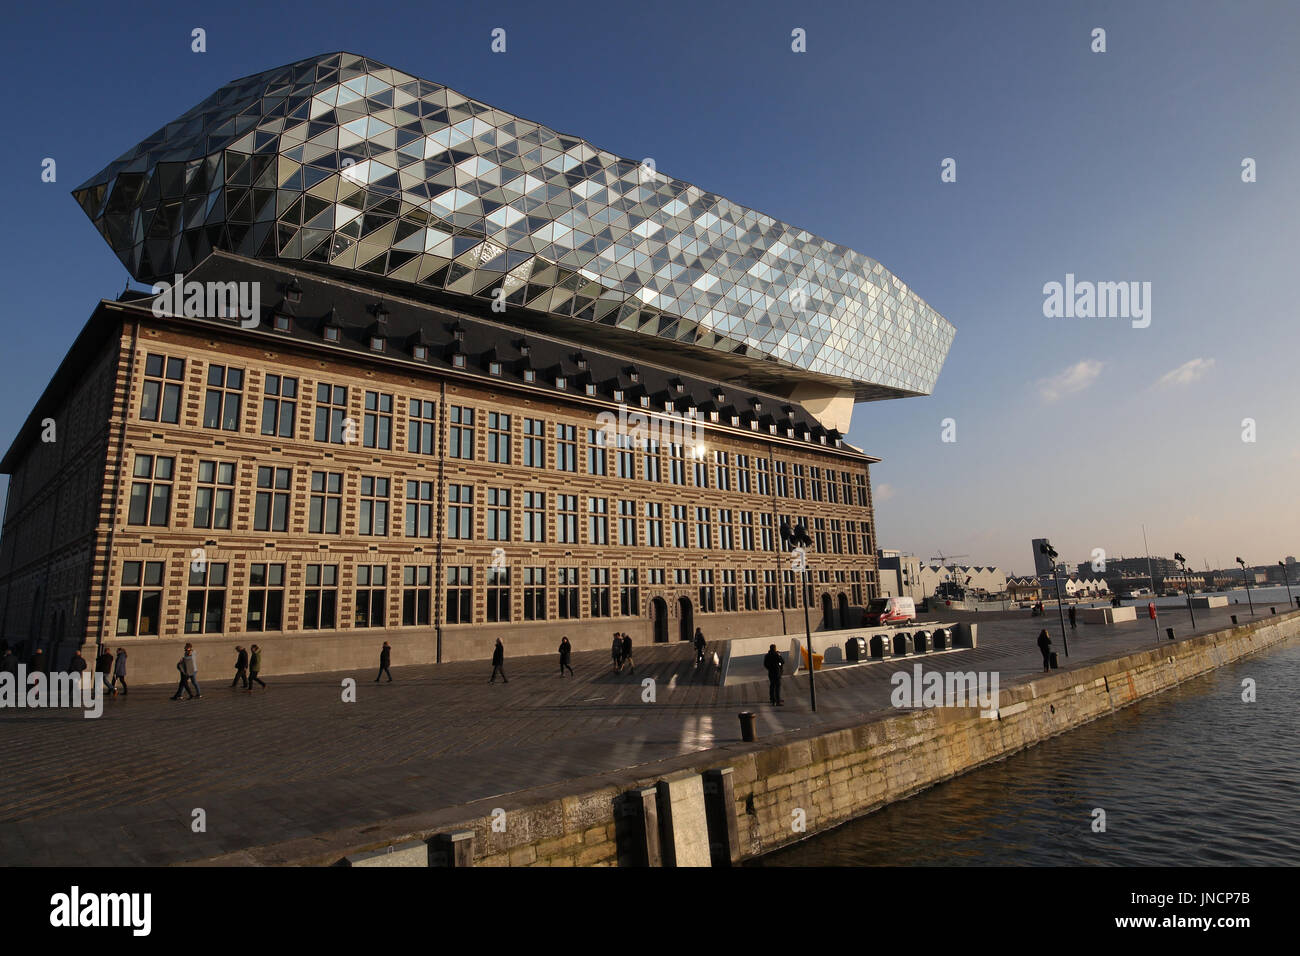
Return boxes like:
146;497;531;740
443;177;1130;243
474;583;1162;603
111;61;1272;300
754;635;1300;866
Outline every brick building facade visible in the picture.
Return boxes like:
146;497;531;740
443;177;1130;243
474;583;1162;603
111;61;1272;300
1;256;881;682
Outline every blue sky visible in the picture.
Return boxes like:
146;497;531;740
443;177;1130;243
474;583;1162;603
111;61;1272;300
1;0;1296;575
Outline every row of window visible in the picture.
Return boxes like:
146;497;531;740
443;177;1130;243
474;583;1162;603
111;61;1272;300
128;454;873;553
115;559;869;635
138;354;870;502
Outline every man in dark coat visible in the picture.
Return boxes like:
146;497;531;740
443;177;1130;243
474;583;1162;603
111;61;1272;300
112;647;128;696
1068;605;1077;629
96;647;114;694
231;646;249;689
693;628;706;666
763;644;784;705
620;633;634;674
1037;629;1052;671
489;639;507;683
558;636;574;677
375;641;392;682
247;644;266;690
70;650;87;687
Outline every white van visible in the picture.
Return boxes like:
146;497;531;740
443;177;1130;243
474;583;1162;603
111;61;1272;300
864;596;916;626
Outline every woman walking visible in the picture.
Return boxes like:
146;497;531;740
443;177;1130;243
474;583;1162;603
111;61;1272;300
558;636;574;677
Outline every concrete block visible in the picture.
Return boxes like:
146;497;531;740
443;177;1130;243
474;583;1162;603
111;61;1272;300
656;772;712;867
344;839;428;867
430;829;474;867
703;768;741;867
617;786;661;867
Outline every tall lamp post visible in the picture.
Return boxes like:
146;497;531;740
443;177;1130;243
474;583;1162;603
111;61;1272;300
1236;557;1255;616
1039;541;1069;658
1280;561;1294;610
1174;552;1195;629
781;518;816;712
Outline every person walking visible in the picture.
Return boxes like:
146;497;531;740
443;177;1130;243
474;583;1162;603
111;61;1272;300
489;638;508;683
180;643;201;698
1068;605;1077;629
693;627;706;667
558;636;574;677
231;645;249;689
171;650;195;700
247;644;266;690
70;649;87;692
763;643;784;705
610;633;624;673
111;647;128;696
620;633;634;674
1037;629;1053;672
96;646;114;694
375;641;393;682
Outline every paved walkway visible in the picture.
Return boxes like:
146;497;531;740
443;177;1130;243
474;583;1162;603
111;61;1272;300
0;602;1273;865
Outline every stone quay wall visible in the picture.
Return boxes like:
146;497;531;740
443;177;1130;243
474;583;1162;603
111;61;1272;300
206;610;1299;867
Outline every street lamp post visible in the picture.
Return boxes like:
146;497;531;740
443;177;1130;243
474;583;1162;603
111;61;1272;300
1236;557;1255;616
781;518;816;712
1280;561;1294;609
1039;541;1069;658
1175;552;1195;629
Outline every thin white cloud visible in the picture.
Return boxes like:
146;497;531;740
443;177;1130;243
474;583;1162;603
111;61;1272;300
1038;359;1103;402
1155;357;1215;388
875;483;896;501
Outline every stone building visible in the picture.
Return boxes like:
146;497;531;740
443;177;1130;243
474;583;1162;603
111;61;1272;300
0;52;953;681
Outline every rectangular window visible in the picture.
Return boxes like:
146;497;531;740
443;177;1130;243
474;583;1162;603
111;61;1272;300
739;511;754;551
487;566;510;623
783;570;797;608
309;471;343;534
402;566;433;626
715;451;731;491
449;405;475;459
557;494;578;544
694;458;709;489
261;374;298;437
448;484;474;539
116;561;164;636
793;464;807;501
587;428;608;476
644;501;664;547
589;567;611;618
523;491;546;542
721;569;738;612
698;569;716;612
616;435;635;479
618;499;637;547
588;497;609;545
523;567;546;621
760;513;774;552
405;480;435;538
359;476;390;536
669;444;686;485
128;454;174;526
557;567;580;619
718;509;734;550
643;440;662;483
671;505;688;549
764;570;779;610
775;461;789;498
620;568;639;616
523;417;546;467
203;364;244;431
363;391;393;449
185;563;228;634
744;569;759;611
408;399;437;455
354;565;387;628
487;487;511;541
314;383;349;443
810;466;823;502
254;466;291;532
246;563;285;631
556;424;577;471
303;564;339;629
695;507;712;550
737;455;751;494
193;460;235;530
445;566;473;624
857;474;869;507
140;354;183;424
757;458;770;496
488;412;511;464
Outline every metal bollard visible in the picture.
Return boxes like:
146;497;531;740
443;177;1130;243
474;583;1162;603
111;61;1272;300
738;712;757;742
1166;627;1176;641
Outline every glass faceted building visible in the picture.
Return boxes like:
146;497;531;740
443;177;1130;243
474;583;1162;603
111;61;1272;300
72;51;953;415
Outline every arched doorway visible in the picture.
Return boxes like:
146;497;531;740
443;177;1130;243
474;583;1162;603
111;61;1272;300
652;597;669;643
837;593;850;630
678;596;693;642
821;593;834;630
